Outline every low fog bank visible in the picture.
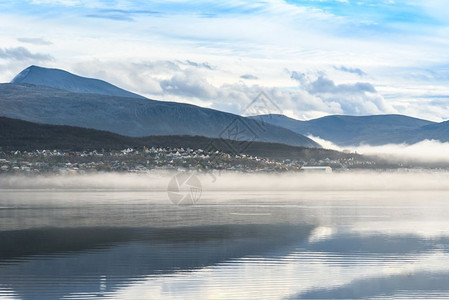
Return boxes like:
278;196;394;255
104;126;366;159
1;171;449;191
310;136;449;164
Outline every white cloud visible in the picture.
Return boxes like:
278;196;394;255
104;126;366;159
334;66;367;77
240;74;258;80
1;0;449;120
414;0;449;23
0;47;53;61
28;0;105;7
17;37;52;45
310;135;449;163
29;0;83;5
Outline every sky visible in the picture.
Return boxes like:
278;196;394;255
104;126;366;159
1;0;449;121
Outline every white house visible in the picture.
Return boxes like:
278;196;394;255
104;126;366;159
300;166;332;173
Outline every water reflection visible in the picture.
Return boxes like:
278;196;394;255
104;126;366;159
1;190;449;299
291;271;449;299
0;225;313;300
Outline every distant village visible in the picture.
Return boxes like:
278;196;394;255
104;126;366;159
0;146;383;175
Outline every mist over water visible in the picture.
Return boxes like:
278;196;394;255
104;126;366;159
310;135;449;163
1;170;449;191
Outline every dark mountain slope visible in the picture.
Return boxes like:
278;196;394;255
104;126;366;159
0;116;348;161
0;83;319;148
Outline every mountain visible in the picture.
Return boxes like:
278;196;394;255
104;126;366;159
0;79;319;148
414;121;449;142
0;116;346;161
11;65;144;99
251;114;437;146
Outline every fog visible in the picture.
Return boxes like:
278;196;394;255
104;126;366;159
1;170;449;191
310;136;449;164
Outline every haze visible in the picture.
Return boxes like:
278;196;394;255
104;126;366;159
312;136;449;164
2;171;449;192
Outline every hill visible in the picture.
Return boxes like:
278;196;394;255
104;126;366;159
251;114;437;146
11;65;144;98
0;116;351;161
0;83;319;148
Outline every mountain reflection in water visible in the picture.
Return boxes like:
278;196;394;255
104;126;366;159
1;190;449;299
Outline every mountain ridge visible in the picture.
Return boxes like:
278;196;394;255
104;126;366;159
7;65;447;149
0;82;319;148
11;65;144;99
0;116;342;161
251;113;442;146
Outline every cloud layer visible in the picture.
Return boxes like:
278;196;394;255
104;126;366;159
1;0;449;121
17;37;52;45
0;47;53;61
310;135;449;164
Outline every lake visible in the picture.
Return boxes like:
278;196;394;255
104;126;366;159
1;185;449;299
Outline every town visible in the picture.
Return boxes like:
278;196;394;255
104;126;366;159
0;146;380;175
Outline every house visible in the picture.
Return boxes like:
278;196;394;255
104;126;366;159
300;166;332;173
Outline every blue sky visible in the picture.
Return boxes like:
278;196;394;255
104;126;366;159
1;0;449;121
288;0;437;24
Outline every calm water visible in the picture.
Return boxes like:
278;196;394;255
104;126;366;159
1;189;449;299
